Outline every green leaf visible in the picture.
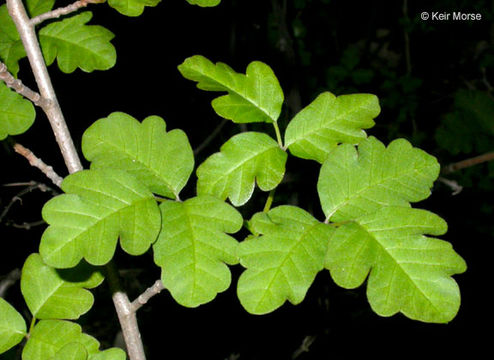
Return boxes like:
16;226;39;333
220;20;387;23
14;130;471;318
237;206;334;314
185;0;221;6
325;206;466;323
178;55;284;123
39;12;116;73
285;92;380;163
197;132;287;206
0;298;26;354
26;0;56;17
22;320;123;360
21;253;104;320
108;0;161;17
0;5;25;76
89;348;126;360
40;169;161;268
52;343;87;360
318;136;440;222
82;112;194;199
153;196;242;307
0;82;36;140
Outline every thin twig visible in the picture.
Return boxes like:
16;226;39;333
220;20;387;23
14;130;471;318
14;143;64;187
402;0;412;75
0;181;58;224
131;279;166;312
30;0;105;26
442;151;494;174
0;61;50;107
10;219;46;229
437;176;463;196
194;119;228;155
7;0;83;174
291;335;316;359
0;269;21;298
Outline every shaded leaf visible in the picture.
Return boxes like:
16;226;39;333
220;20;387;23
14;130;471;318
82;112;193;199
325;206;466;323
27;0;56;17
0;298;26;354
197;132;287;206
435;89;494;155
0;82;36;140
178;55;283;123
285;92;379;163
318;136;439;222
237;206;334;314
21;253;104;320
153;196;242;307
108;0;161;17
40;169;161;268
39;12;116;73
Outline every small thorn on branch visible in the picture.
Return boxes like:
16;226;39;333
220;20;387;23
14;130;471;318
14;143;64;187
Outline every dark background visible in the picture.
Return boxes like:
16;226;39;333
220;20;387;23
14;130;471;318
1;0;493;358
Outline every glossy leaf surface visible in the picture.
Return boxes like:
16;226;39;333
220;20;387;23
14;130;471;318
0;82;36;140
285;92;379;163
0;298;26;354
325;206;466;323
40;169;161;268
197;132;287;206
318;136;440;222
178;55;283;123
22;320;125;360
237;206;334;314
39;12;116;73
108;0;161;16
153;196;242;307
51;343;87;360
21;253;104;320
82;112;193;199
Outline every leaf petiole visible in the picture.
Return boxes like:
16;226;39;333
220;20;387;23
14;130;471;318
263;189;276;213
272;122;284;148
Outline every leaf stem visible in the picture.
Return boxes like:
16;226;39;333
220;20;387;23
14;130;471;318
263;189;276;212
273;122;284;148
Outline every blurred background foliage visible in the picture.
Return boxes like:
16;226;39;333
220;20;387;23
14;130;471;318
1;0;493;358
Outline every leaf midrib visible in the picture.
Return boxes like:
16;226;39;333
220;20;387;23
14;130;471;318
287;97;372;146
193;64;276;123
360;223;443;316
326;164;432;221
